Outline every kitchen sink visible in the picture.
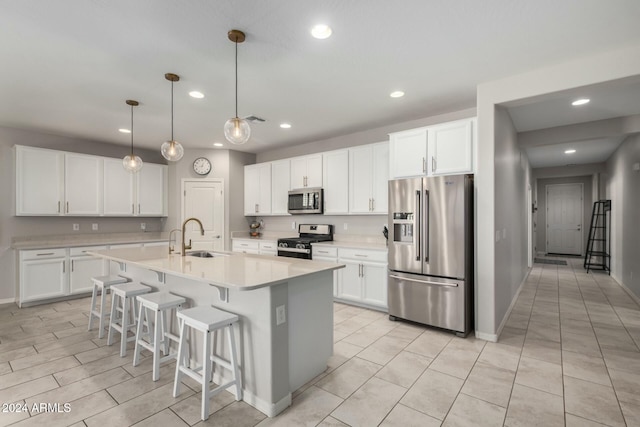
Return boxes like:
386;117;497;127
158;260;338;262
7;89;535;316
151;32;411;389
186;250;228;258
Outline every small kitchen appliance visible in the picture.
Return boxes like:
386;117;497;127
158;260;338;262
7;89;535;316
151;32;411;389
277;224;333;259
287;188;324;215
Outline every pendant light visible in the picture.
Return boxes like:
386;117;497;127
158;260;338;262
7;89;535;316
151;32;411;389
122;100;143;172
224;30;251;145
161;73;184;161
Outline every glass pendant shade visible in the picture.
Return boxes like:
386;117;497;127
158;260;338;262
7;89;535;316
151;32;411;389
122;154;143;172
161;140;184;161
224;117;251;145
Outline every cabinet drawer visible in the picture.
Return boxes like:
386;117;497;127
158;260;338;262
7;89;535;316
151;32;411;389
338;247;387;263
20;248;66;261
259;241;277;251
69;245;107;257
313;246;338;258
232;240;259;251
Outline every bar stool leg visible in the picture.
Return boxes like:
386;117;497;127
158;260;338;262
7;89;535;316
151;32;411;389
88;284;97;332
133;300;145;367
120;295;129;357
107;293;118;346
98;285;109;339
202;330;212;421
228;325;243;400
173;318;187;398
152;309;162;381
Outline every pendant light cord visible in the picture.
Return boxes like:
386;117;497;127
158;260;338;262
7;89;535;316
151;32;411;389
130;104;134;156
235;36;238;119
171;80;174;141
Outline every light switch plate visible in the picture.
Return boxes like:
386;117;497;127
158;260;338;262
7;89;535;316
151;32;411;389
92;223;98;231
276;305;286;325
73;224;79;231
140;223;146;230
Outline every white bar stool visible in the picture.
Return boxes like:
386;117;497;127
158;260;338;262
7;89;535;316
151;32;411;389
107;282;151;357
87;275;129;339
133;292;187;381
173;306;242;421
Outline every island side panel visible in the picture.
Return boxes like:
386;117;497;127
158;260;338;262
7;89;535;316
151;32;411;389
288;270;334;391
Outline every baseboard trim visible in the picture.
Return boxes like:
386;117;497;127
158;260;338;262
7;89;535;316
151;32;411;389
475;331;498;342
0;297;16;305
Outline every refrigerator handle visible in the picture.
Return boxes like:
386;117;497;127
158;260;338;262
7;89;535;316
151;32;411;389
424;189;429;263
415;190;421;261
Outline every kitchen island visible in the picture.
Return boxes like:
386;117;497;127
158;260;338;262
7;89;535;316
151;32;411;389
88;245;344;417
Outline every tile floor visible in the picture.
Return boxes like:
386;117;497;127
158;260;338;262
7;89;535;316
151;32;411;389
1;257;640;426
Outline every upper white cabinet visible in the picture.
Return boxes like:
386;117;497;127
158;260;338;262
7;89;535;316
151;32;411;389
137;163;168;216
270;159;290;215
244;163;272;216
64;153;103;216
290;154;322;189
15;146;64;215
349;142;389;214
322;150;349;215
389;118;475;179
15;145;167;217
104;158;136;216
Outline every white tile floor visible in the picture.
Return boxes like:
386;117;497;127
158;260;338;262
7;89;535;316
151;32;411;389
1;257;639;426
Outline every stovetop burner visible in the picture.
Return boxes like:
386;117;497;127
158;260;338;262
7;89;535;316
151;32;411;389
277;224;333;257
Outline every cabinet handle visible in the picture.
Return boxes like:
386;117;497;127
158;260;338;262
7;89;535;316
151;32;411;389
318;250;329;254
132;204;134;214
432;156;436;172
62;260;65;274
57;201;61;213
355;254;368;258
138;204;141;214
372;198;375;211
66;202;69;213
422;157;426;173
36;252;55;256
255;204;259;213
71;260;74;272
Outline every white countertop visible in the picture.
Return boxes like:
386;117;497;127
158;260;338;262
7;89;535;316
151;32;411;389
88;246;344;291
12;232;168;250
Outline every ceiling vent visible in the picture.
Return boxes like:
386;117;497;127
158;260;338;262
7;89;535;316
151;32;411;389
244;115;266;123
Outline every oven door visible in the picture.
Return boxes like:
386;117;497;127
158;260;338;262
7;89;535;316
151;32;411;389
277;247;312;259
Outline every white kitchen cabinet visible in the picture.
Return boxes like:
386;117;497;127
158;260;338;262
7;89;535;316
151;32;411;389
312;245;339;296
427;118;474;175
69;246;107;294
258;240;277;256
104;158;136;215
336;247;388;310
389;118;475;179
349;142;389;214
232;239;260;254
15;146;64;216
290;154;322;189
244;163;272;216
19;249;67;304
64;153;103;216
270;159;290;215
322;149;349;214
136;163;168;216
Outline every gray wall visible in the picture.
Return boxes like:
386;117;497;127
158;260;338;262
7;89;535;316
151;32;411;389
535;176;592;255
0;126;168;301
254;214;387;240
606;133;640;298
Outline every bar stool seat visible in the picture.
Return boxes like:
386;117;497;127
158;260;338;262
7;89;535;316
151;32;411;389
88;275;129;339
173;306;242;421
133;292;187;381
107;282;151;357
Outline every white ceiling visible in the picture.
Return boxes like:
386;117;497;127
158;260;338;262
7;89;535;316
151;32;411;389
1;1;640;155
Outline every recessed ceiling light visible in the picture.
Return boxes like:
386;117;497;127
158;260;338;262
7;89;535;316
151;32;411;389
565;149;576;154
189;91;205;99
118;128;131;134
390;91;405;98
213;142;224;147
571;98;590;106
280;123;292;129
311;24;332;39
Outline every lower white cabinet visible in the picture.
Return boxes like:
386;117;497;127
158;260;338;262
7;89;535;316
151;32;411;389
258;241;277;256
232;238;278;255
19;249;67;304
312;245;339;296
69;246;107;294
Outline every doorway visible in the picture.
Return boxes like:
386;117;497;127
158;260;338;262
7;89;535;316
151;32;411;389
181;179;225;251
546;183;583;255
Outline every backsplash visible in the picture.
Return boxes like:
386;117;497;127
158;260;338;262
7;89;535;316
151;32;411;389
246;215;388;241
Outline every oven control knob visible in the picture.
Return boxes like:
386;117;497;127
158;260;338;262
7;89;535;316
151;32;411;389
295;243;305;249
278;242;288;248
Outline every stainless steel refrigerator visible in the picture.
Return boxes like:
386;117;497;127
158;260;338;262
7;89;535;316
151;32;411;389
387;174;473;336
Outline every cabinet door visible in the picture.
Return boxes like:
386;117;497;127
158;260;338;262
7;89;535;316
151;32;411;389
371;142;389;214
389;128;428;178
21;258;67;302
428;119;473;175
15;146;64;215
244;165;259;215
70;255;106;294
337;261;362;301
104;158;135;216
305;155;323;188
271;160;290;215
290;157;308;189
313;255;339;296
323;150;349;214
64;153;103;215
362;262;388;309
349;145;373;214
257;163;272;215
137;163;167;216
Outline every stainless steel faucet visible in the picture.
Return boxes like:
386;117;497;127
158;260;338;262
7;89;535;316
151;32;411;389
181;217;205;256
168;229;181;254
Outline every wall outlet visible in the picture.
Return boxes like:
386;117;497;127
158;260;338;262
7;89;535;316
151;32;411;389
343;223;348;230
276;305;286;326
92;223;98;231
140;223;146;230
291;221;296;230
72;224;79;231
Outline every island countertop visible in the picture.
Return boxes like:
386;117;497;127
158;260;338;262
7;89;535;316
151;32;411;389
88;245;344;291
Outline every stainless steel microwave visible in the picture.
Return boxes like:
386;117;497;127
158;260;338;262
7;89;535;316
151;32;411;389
288;188;323;214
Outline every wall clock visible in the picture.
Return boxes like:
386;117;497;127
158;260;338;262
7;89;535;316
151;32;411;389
193;157;212;175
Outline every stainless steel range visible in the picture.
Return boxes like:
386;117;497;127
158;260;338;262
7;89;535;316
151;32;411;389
277;224;333;259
